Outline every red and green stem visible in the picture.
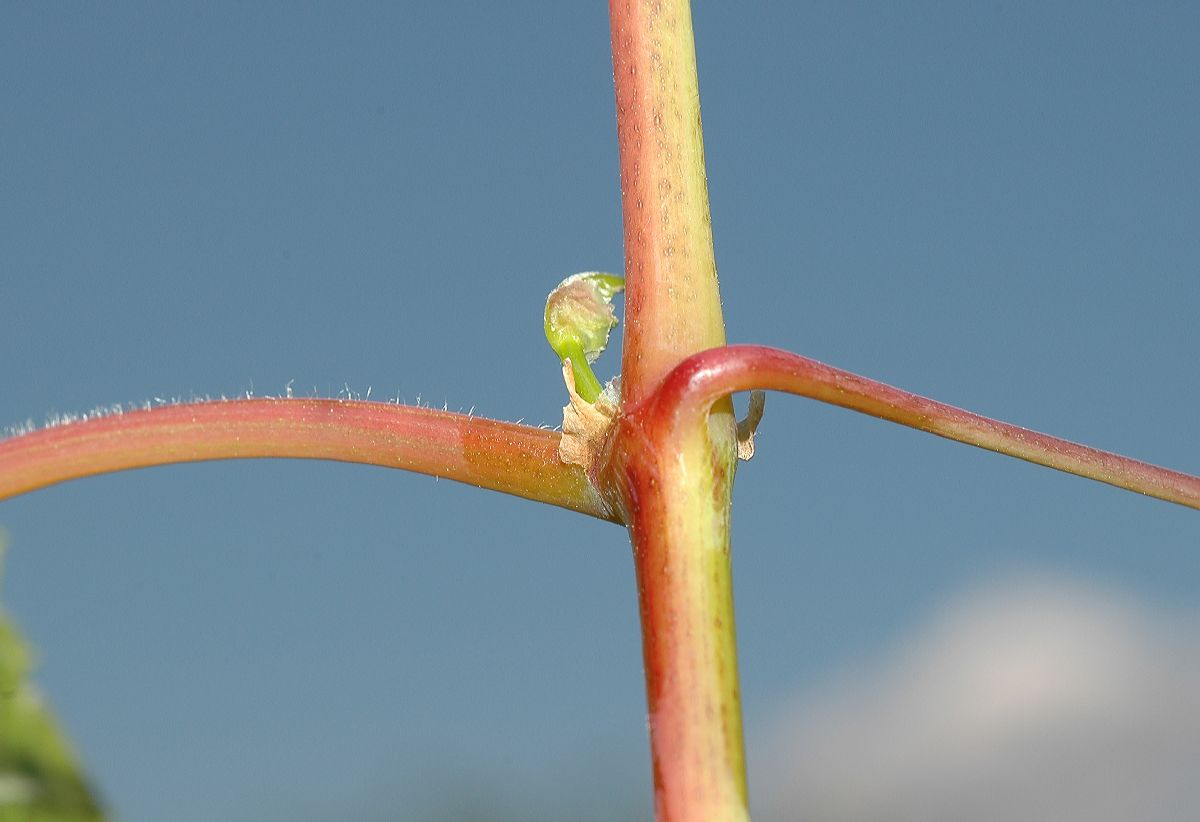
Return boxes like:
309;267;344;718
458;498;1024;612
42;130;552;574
0;399;616;521
645;345;1200;510
608;1;748;819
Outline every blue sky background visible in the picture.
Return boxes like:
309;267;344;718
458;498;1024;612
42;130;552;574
1;3;1197;820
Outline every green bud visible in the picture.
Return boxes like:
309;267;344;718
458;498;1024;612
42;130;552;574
544;272;624;403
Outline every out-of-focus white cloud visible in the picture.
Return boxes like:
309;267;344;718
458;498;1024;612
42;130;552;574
753;577;1200;822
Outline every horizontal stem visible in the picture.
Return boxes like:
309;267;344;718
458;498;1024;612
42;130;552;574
647;345;1200;510
0;399;618;521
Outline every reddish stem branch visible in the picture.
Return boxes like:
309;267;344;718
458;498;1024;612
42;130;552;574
0;399;618;521
645;345;1200;510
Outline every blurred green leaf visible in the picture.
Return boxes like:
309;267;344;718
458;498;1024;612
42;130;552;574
0;535;106;822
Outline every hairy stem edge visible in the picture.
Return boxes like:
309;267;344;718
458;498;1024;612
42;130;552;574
0;399;618;522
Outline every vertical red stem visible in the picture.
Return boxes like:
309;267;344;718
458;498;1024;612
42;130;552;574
609;0;728;405
608;2;748;819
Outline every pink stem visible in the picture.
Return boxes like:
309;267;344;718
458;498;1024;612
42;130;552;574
0;399;618;521
643;345;1200;510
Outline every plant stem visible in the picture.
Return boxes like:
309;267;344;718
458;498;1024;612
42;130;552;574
649;345;1200;510
609;2;748;819
608;416;748;822
609;0;728;404
0;399;618;520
